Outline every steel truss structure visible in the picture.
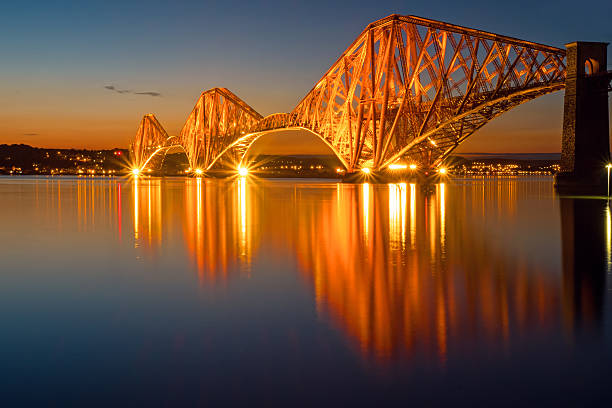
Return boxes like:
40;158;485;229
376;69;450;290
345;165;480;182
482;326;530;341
130;14;567;173
179;88;263;169
130;113;172;170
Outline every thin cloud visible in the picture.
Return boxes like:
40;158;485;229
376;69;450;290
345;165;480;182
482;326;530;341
22;133;39;136
104;85;131;94
104;85;161;97
134;91;161;97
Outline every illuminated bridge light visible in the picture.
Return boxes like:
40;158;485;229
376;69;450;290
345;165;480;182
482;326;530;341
238;167;248;177
132;168;140;176
194;168;204;176
361;168;371;174
438;167;447;175
409;164;417;170
388;164;407;170
128;16;567;176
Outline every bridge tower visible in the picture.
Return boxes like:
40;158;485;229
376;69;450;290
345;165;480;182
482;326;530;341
555;42;611;194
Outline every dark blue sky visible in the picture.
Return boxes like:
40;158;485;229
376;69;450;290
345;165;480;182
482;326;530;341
0;0;610;151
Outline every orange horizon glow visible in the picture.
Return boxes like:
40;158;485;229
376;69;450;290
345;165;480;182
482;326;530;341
0;91;570;154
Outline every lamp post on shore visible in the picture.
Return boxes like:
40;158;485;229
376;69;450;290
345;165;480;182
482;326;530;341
606;164;611;201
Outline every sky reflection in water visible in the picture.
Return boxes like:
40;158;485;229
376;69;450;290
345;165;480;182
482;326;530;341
0;176;610;405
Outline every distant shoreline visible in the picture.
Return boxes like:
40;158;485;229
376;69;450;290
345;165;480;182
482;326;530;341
453;153;561;161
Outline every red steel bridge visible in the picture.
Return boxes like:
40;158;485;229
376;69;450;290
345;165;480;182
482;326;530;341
130;14;568;175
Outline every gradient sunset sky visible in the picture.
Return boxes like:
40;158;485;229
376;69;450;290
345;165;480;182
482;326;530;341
1;0;610;153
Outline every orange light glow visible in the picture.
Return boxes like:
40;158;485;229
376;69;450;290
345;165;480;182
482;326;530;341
127;16;566;173
238;167;248;177
108;177;565;363
388;164;407;170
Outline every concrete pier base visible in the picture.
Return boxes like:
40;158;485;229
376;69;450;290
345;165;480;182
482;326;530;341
554;41;610;195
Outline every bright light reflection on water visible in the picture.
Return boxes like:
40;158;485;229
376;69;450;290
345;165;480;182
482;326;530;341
0;176;611;405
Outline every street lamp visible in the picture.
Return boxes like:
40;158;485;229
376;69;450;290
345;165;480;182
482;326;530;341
606;164;611;200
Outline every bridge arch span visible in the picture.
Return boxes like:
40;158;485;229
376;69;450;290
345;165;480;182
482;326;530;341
207;127;349;172
139;141;191;173
380;82;565;168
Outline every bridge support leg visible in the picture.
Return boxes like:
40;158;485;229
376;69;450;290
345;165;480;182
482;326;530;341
555;42;610;195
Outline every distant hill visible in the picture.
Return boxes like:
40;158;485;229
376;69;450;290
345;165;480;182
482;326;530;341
0;144;127;174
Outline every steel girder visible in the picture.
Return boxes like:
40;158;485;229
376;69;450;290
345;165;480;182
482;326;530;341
130;114;171;170
131;88;264;171
131;14;567;173
178;88;263;169
290;15;566;170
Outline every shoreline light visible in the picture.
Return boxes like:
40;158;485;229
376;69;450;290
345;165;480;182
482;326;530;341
409;164;417;170
438;167;447;174
361;167;371;174
194;168;204;176
238;167;248;177
131;168;140;176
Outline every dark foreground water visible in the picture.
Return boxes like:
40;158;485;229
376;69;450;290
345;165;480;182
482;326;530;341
1;176;611;406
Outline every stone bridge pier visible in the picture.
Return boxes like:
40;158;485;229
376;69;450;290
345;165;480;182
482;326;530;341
555;42;611;194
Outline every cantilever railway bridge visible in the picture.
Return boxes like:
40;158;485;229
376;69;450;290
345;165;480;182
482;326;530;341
130;14;568;175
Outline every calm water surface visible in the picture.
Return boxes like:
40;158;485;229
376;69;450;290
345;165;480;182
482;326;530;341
1;176;611;406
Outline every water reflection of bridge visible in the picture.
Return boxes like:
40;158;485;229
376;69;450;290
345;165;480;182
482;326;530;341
127;178;609;363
